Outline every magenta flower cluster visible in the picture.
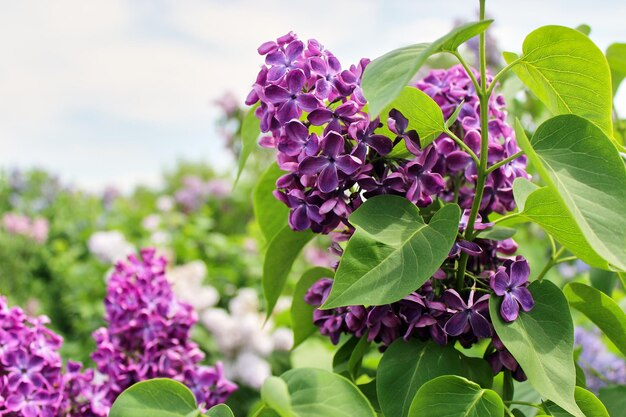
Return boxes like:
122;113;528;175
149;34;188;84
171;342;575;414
0;249;236;416
249;33;533;381
0;297;66;417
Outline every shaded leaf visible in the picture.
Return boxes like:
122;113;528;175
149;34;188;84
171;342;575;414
490;280;583;417
323;197;460;308
291;267;334;348
408;375;504;417
563;282;626;357
204;404;234;417
236;104;261;184
254;163;289;244
109;379;199;417
377;339;466;417
606;43;626;94
598;385;626;417
516;116;626;271
362;20;493;116
263;228;314;317
545;387;609;417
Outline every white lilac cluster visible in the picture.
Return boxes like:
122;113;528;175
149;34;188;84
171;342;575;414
87;231;134;264
200;289;293;389
167;260;220;312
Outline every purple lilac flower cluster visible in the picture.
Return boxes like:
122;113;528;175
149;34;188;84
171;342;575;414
574;327;626;393
1;250;236;416
71;249;237;414
248;33;533;381
0;297;66;417
247;33;528;235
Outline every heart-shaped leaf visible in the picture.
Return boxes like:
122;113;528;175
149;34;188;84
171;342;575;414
236;104;261;184
544;387;609;417
606;43;626;94
599;385;626;417
376;339;466;417
376;86;445;151
408;375;504;417
205;404;235;417
266;368;377;417
505;26;613;137
563;282;626;357
516;116;626;271
291;267;334;348
263;227;314;317
510;177;609;270
322;196;460;308
490;280;583;417
362;20;493;117
254;163;290;244
109;379;200;417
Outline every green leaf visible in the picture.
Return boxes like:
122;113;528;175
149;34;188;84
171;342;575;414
563;282;626;357
510;178;609;270
517;116;626;271
376;86;445;149
254;163;289;244
263;228;314;317
333;336;369;380
505;26;613;137
599;385;626;417
408;375;504;417
362;20;493;116
490;280;583;417
291;267;334;348
322;197;460;308
377;339;466;417
204;404;234;417
276;368;377;417
545;387;610;417
236;104;261;184
575;24;591;36
109;379;199;417
606;43;626;94
476;226;516;241
261;377;294;417
589;268;617;296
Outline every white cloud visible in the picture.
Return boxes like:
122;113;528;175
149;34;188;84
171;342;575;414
0;0;624;191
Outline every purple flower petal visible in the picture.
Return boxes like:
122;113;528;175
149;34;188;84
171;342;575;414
299;156;328;175
509;258;530;287
322;132;344;158
511;287;535;312
500;292;520;322
490;268;509;296
318;164;339;193
264;85;291;104
469;312;492;339
308;108;333;126
442;289;467;311
286;69;306;94
444;312;469;336
335;155;362;175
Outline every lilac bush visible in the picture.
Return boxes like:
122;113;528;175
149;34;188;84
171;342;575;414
248;32;534;381
0;249;236;416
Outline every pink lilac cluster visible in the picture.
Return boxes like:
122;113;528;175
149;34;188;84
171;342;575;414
1;213;49;244
248;34;532;381
0;296;67;417
68;249;237;414
175;176;231;213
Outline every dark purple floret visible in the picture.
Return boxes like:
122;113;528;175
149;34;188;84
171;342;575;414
489;256;534;322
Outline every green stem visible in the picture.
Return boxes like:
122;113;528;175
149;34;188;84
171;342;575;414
485;150;524;174
555;255;578;265
536;246;566;281
455;0;489;290
452;51;481;94
444;128;480;165
485;58;521;97
502;370;514;402
491;212;520;225
503;406;516;417
504;400;544;409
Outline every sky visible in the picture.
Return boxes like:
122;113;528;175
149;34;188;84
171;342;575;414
1;0;625;192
